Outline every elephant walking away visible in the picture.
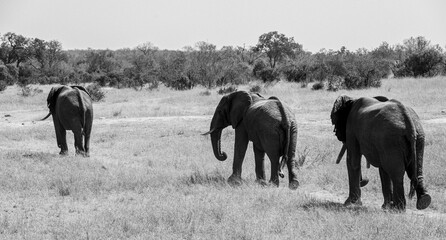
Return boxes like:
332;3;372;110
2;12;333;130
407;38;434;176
203;91;299;189
42;85;93;157
331;95;431;211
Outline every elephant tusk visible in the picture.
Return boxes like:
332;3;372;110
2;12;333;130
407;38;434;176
201;128;216;135
41;112;52;121
336;144;347;164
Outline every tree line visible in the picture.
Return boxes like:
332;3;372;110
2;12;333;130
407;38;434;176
1;31;445;92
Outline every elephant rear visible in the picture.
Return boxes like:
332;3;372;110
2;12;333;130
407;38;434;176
246;100;296;155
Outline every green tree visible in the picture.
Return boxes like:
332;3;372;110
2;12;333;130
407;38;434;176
253;31;302;69
187;42;221;88
0;32;31;67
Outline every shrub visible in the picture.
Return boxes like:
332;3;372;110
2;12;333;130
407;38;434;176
258;68;279;82
311;81;324;91
199;90;211;96
404;49;444;77
166;75;194;91
0;64;17;85
249;84;263;93
252;60;267;78
95;75;111;87
86;83;105;102
282;63;310;82
0;80;7;92
217;85;237;95
327;75;344;91
18;85;43;97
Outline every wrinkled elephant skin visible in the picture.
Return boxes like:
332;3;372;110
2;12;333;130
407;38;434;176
206;91;299;189
331;95;431;211
43;85;93;157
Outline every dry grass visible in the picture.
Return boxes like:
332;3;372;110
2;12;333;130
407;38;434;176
0;78;446;239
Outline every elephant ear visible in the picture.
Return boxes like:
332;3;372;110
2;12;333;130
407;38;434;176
228;91;252;129
331;95;354;142
47;86;64;114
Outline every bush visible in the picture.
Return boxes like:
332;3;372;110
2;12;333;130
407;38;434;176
166;75;194;91
217;85;237;95
0;64;17;85
252;60;267;78
311;81;324;91
18;85;43;97
282;63;310;82
0;80;7;92
199;90;211;96
249;84;263;93
258;68;279;82
326;75;344;91
86;84;105;102
404;49;444;77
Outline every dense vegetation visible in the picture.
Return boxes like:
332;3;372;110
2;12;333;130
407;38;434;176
1;31;445;92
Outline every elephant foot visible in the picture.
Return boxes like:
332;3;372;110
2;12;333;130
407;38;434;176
269;179;279;187
59;150;68;156
344;197;362;207
255;179;269;187
228;175;242;187
416;194;431;210
289;180;299;190
381;201;393;210
360;178;369;187
76;151;89;157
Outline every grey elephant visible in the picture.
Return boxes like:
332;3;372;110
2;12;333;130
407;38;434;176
203;90;299;189
42;85;93;157
331;95;431;211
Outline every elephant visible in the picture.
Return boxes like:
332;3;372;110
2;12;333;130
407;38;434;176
331;95;431;211
41;85;93;157
203;90;299;189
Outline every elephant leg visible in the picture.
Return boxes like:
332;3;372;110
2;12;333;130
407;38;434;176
379;167;393;209
266;152;280;187
390;175;406;211
406;161;431;210
286;123;299;190
253;145;267;186
84;133;91;157
83;115;93;157
73;129;85;156
57;128;68;155
345;146;362;206
228;129;249;186
286;158;299;190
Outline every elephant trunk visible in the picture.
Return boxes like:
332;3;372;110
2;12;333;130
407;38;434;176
210;129;227;161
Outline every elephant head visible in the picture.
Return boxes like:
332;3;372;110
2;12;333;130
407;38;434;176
41;86;64;120
203;91;252;161
330;95;354;143
334;95;390;164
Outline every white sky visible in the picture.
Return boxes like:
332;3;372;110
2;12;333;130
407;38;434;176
1;0;445;52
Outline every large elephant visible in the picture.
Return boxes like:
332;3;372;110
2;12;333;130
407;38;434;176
42;85;93;157
331;95;431;211
203;91;299;189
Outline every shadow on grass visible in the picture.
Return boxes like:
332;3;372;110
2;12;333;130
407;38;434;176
301;199;370;213
182;169;228;187
5;150;58;164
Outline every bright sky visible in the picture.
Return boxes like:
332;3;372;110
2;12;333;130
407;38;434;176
1;0;445;53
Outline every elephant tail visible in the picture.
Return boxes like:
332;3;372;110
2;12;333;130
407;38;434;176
395;101;418;199
269;96;291;178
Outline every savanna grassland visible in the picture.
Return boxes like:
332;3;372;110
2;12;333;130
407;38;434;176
1;77;446;239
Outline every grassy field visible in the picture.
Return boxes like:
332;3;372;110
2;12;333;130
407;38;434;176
1;77;446;239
